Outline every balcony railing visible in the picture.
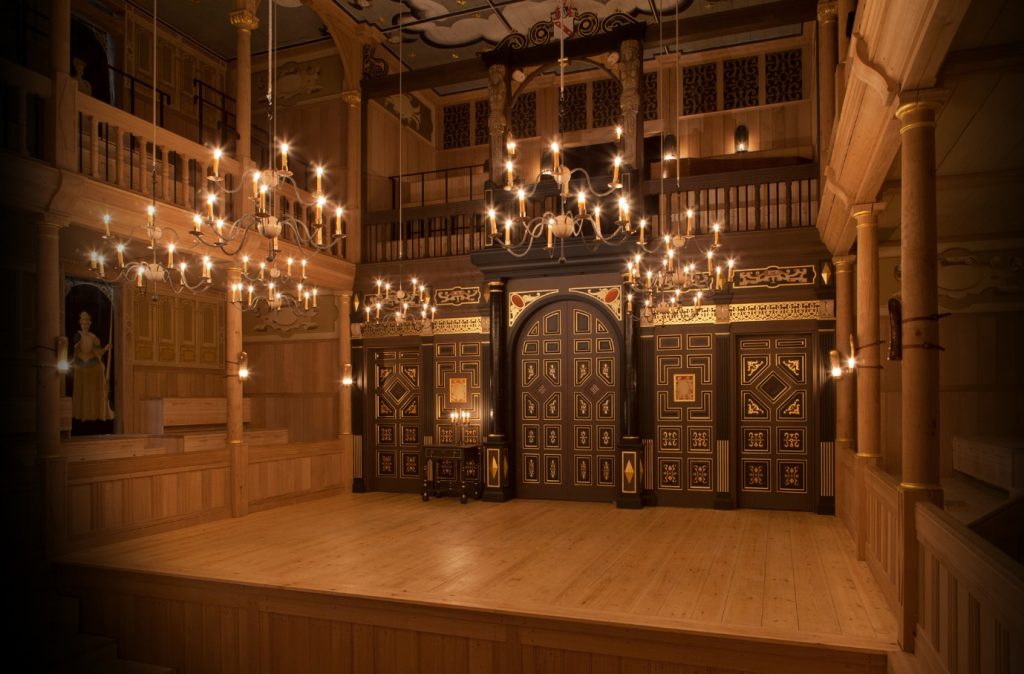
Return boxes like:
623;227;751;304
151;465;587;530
362;163;818;264
381;164;487;210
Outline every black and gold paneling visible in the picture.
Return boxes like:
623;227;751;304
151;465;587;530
737;335;813;510
371;349;422;491
653;329;716;505
516;300;617;501
434;338;483;446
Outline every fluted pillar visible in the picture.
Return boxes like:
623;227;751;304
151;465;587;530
817;2;839;173
834;255;856;454
229;4;258;163
895;97;943;652
225;266;247;517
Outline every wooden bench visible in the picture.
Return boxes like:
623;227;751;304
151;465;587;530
952;436;1024;496
138;397;252;435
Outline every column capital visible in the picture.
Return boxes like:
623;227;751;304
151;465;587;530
833;255;856;271
229;9;259;32
851;202;886;224
487;279;505;290
817;1;838;22
36;212;71;229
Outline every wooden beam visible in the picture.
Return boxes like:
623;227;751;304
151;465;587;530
646;0;817;46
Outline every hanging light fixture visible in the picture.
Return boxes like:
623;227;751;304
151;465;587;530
190;0;339;310
361;11;436;331
90;0;211;299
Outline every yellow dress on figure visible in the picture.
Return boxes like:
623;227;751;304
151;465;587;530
71;311;114;421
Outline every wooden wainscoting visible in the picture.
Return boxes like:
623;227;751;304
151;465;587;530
863;465;901;614
48;449;232;552
48;438;351;552
836;447;857;537
248;440;350;512
58;565;889;674
913;503;1024;674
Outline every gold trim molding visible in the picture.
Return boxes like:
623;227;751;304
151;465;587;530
354;316;487;339
643;300;835;327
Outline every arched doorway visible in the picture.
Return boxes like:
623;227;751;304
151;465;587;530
513;298;619;501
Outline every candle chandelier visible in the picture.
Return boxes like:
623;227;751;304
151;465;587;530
89;0;213;299
357;17;437;332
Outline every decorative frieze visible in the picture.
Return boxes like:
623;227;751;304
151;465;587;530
354;316;487;339
643;300;834;326
433;286;481;307
732;265;817;289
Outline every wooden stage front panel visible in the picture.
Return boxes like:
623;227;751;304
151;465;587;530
57;493;897;673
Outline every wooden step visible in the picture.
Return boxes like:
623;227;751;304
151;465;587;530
179;428;290;452
55;435;181;461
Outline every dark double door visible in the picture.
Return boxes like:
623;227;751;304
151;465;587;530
515;300;619;501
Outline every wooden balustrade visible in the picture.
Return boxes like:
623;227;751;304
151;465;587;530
915;502;1024;674
363;201;485;263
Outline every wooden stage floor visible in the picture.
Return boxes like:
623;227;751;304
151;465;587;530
59;492;897;654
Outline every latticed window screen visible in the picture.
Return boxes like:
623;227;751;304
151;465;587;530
682;63;717;115
511;91;537;139
473;100;489;146
642;72;658;121
442;103;470;149
765;49;802;104
723;56;759;110
591;79;622;128
558;83;588;133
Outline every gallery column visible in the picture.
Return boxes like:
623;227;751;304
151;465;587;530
225;265;247;517
853;202;883;560
483;280;512;501
895;97;943;651
338;290;354;489
229;3;258;164
486;64;507;189
834;255;855;455
617;273;643;509
817;2;839;175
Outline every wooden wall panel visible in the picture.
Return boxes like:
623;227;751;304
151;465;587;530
62;567;889;674
245;339;339;442
247;441;347;510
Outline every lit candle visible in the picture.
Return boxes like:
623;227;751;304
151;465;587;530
626;293;633;313
727;258;736;283
280;142;289;172
202;256;212;280
506;138;516;157
504;218;512;246
252;171;260;199
639;218;646;244
695;291;703;307
167;243;175;267
247;284;254;304
242;255;248;274
551;142;560;172
686;208;695;237
206;193;216;219
547;218;553;249
286;257;293;277
505;160;514;189
627;261;633;284
312;288;318;308
215;219;224;236
618;197;630;226
713;222;721;246
577;191;586;216
664;234;671;255
103;214;111;238
136;266;144;287
98;255;105;276
272;237;279;253
706;250;714;275
304;291;310;311
716;265;723;290
645;270;653;290
612;156;621;187
315;166;324;194
258;262;265;281
146;204;155;227
375;303;381;319
335;207;343;236
268;282;275;300
212;148;222;178
384;282;390;299
615;125;623;141
487;208;497;236
667;248;675;272
517;188;526;218
116;244;125;268
193;213;202;233
315;195;326;225
301;259;307;279
365;305;371;321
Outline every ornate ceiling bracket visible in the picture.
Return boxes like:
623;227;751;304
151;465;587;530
849;33;898;106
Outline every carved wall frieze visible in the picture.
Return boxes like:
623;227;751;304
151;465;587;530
732;265;817;289
354;316;487;340
434;286;482;307
643;300;834;327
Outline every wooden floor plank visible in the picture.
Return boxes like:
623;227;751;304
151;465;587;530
59;492;897;651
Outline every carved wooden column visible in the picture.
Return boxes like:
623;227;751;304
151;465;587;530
225;265;247;517
36;215;66;462
617;274;643;509
834;255;856;455
817;2;838;175
338;290;354;489
486;64;508;189
342;91;361;262
853;202;883;561
619;38;642;172
229;3;258;163
895;97;943;651
483;280;512;501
